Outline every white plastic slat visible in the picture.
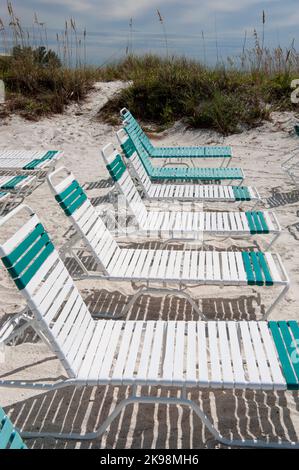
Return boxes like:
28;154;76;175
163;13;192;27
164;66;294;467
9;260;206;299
147;322;165;384
197;322;209;386
111;322;135;383
197;251;206;281
228;252;239;283
98;321;123;384
162;321;176;384
248;322;274;389
122;322;144;384
0;214;41;255
258;322;286;389
234;252;247;283
78;321;107;381
220;252;231;282
86;321;114;381
264;253;282;283
186;322;197;386
136;321;156;383
208;322;222;387
218;322;234;387
239;322;261;388
172;322;186;385
227;322;246;387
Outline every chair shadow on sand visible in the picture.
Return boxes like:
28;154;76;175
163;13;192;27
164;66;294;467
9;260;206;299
266;187;299;208
2;280;299;448
83;178;113;191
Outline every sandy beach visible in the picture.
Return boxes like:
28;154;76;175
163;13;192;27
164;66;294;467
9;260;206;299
0;81;299;448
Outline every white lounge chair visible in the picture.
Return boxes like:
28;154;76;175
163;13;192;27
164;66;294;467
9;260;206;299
116;128;260;204
0;205;298;448
0;172;38;217
47;169;289;320
0;150;63;216
0;150;63;171
102;144;280;248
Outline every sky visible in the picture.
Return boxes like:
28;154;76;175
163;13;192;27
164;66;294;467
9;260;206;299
1;0;298;65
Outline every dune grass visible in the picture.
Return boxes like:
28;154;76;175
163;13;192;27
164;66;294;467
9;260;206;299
98;53;299;135
0;3;298;133
0;51;97;119
0;3;97;120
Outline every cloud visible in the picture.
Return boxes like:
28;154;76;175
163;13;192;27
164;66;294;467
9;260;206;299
1;0;298;64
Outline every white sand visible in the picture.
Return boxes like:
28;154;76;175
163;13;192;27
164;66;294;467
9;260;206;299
0;81;299;448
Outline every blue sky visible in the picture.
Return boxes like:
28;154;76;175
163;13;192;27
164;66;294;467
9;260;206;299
1;1;298;65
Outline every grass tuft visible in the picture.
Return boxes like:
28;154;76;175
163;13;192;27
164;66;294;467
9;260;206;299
98;53;298;135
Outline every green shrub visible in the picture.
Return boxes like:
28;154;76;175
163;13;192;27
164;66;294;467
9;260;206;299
98;54;298;135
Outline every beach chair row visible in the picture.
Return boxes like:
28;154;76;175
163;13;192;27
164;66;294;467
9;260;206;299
0;114;296;449
0;201;298;448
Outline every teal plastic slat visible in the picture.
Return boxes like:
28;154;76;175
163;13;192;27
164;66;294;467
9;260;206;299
41;150;58;161
15;241;54;290
106;154;126;181
62;192;87;216
55;180;79;203
2;223;44;269
245;212;256;233
242;252;255;285
278;321;299;384
269;321;299;390
251;212;263;233
256;211;269;233
121;137;135;158
23;159;42;170
59;185;83;210
0;409;26;449
249;252;264;285
1;175;28;190
8;232;50;279
256;252;273;286
0;417;14;449
10;432;27;449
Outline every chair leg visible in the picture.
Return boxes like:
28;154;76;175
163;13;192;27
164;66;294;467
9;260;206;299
21;392;299;448
264;232;280;250
0;308;33;344
93;286;205;320
120;286;205;319
263;284;290;320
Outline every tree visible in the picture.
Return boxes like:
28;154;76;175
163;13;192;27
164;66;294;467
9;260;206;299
12;45;61;68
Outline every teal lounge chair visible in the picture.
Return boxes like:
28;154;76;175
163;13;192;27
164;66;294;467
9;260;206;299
118;128;244;183
0;408;27;449
120;108;232;160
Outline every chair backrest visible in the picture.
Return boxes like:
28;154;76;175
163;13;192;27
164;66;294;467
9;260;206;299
47;167;121;273
117;129;152;196
0;205;96;379
120;108;154;152
0;407;27;449
125;120;154;153
118;124;155;179
101;144;148;225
